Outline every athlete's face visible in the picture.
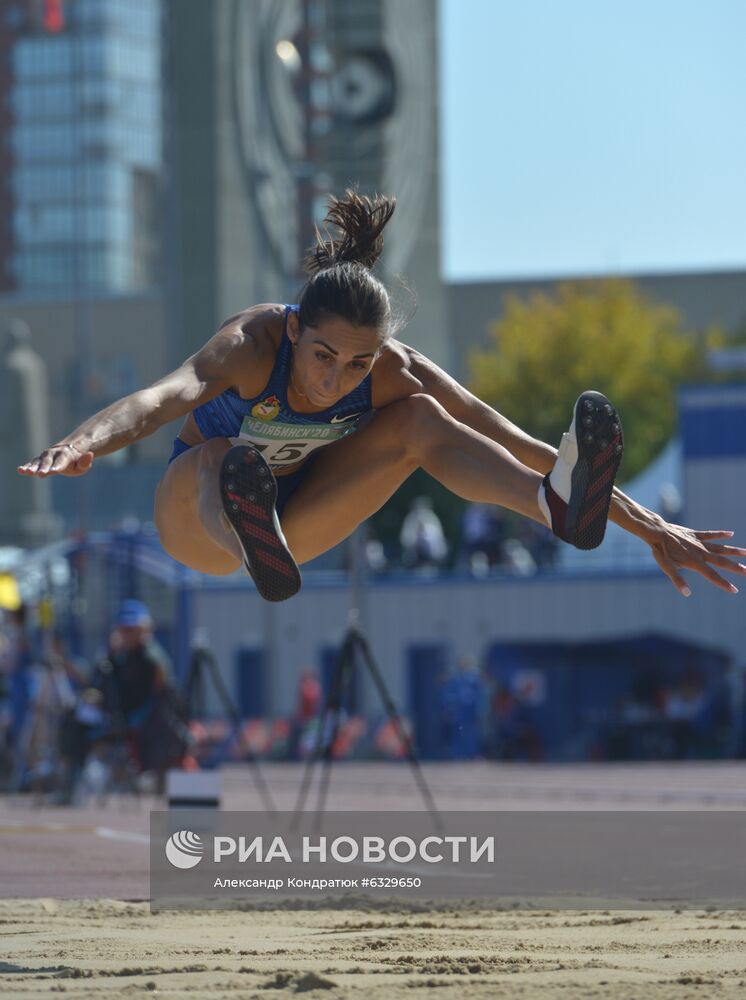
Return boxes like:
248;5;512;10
287;311;381;408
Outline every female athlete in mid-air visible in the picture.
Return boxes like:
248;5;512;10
18;192;746;601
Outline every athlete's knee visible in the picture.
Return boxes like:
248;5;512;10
196;436;232;474
394;393;451;459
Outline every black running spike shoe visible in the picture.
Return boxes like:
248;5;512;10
219;445;301;602
539;391;624;550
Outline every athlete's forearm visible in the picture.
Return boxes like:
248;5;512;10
58;389;162;457
607;487;663;541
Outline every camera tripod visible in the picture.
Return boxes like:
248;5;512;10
183;638;276;815
293;609;442;831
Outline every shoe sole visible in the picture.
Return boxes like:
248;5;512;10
219;445;302;602
565;391;624;550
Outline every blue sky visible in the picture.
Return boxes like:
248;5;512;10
439;0;746;281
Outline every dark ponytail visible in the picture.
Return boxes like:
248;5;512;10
298;190;397;340
304;190;395;273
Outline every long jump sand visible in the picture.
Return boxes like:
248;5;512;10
2;762;746;998
3;898;746;998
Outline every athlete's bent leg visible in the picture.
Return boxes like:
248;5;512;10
281;394;549;564
194;438;246;560
281;392;621;564
219;445;301;602
154;438;244;574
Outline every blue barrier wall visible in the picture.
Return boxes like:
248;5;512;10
407;642;449;759
486;632;731;761
234;647;265;718
319;643;359;713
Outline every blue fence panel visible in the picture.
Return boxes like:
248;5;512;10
319;643;359;713
234;647;265;718
406;642;449;760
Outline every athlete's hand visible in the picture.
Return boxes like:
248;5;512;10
644;520;746;596
17;443;94;478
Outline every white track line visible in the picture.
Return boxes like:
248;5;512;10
0;819;149;844
95;826;149;845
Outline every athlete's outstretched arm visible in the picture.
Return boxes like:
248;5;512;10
17;321;252;478
401;348;746;595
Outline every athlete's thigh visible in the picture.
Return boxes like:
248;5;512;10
154;444;240;574
280;403;416;564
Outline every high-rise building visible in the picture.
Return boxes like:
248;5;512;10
2;0;163;295
0;0;169;536
0;0;449;534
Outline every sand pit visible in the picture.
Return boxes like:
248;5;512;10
3;763;746;997
3;898;746;998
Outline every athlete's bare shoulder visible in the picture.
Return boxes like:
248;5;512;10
217;303;285;356
371;340;468;410
213;303;287;396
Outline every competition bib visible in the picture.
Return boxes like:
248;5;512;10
233;413;361;470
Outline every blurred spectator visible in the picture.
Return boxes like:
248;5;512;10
289;666;322;760
516;518;559;569
663;674;708;759
659;481;683;521
38;634;88;800
400;496;448;569
365;537;388;573
461;503;507;572
3;605;34;751
460;504;557;574
89;599;184;790
502;538;537;576
21;654;77;796
439;656;486;759
58;686;107;801
605;670;723;761
4;624;89;798
297;667;322;722
490;682;544;762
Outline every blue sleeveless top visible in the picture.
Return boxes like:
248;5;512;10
192;305;374;471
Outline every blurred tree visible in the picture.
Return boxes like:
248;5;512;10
469;280;708;481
